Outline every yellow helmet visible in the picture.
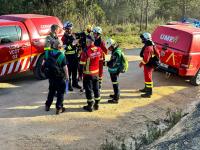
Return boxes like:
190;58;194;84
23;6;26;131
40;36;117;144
86;24;93;31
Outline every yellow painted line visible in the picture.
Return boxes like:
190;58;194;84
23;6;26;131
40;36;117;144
7;105;42;110
0;83;19;88
4;86;186;120
64;86;186;119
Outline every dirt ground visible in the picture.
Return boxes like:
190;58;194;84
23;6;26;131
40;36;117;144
0;49;200;150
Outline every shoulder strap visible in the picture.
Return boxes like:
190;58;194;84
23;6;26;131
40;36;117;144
45;50;49;59
113;48;122;55
56;52;65;65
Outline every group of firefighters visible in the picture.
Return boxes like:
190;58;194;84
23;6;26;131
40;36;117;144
44;21;159;115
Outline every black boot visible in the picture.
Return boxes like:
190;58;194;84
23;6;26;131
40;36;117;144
109;94;120;99
93;100;99;110
72;83;82;89
45;105;50;111
139;87;148;93
56;107;66;115
108;99;119;104
83;101;94;112
141;88;152;98
68;80;73;91
108;95;119;104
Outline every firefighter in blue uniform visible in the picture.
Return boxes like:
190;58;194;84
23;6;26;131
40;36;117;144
62;21;81;91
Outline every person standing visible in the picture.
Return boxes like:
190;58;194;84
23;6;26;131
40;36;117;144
44;40;69;114
75;24;93;82
139;32;160;98
79;35;102;112
62;21;81;91
93;26;108;90
105;38;122;104
44;24;60;51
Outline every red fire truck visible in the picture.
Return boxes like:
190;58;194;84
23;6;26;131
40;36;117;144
0;14;63;79
152;19;200;85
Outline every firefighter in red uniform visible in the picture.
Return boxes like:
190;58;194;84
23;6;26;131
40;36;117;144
79;35;103;112
93;26;108;90
139;32;160;98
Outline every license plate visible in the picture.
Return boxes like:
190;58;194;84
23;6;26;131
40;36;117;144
160;63;168;68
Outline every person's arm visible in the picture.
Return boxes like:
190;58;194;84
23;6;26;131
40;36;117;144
101;41;108;56
60;55;69;79
63;65;69;80
79;51;87;80
79;51;87;66
139;46;152;67
106;52;119;68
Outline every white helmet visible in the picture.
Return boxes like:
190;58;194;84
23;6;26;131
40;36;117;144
105;38;116;49
92;26;102;34
140;32;152;41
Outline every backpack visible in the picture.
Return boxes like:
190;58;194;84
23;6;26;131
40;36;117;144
146;46;160;68
120;51;129;73
114;49;129;73
44;52;65;79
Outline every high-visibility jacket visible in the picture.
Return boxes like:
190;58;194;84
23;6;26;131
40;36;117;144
61;33;77;55
107;47;122;74
80;45;103;76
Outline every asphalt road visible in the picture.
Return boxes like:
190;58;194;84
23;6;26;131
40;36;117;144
0;49;200;150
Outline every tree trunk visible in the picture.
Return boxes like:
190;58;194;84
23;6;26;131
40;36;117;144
139;0;144;32
145;0;149;30
182;0;187;18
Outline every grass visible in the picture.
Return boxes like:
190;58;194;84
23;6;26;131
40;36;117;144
74;18;166;49
100;18;166;49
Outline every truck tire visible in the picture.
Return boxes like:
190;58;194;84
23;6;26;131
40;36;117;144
190;69;200;86
33;54;47;80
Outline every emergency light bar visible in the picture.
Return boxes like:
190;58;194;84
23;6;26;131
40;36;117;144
181;18;200;28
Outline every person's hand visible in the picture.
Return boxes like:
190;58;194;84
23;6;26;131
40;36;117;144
139;62;144;68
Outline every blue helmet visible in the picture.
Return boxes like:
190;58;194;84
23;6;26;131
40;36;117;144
63;21;73;29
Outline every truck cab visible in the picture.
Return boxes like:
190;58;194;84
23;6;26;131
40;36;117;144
152;23;200;85
0;14;63;79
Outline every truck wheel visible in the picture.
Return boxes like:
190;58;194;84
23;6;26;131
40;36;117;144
33;54;47;80
190;70;200;86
